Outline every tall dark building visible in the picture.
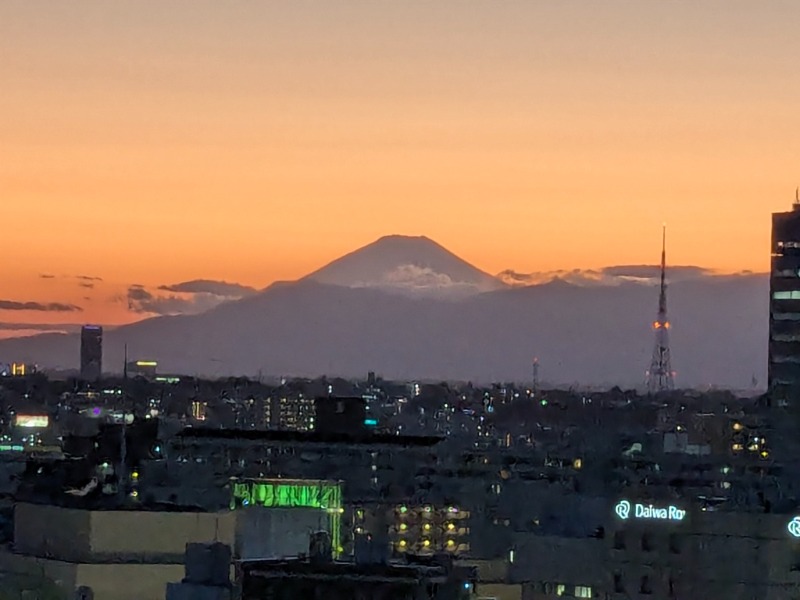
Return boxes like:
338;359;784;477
80;325;103;380
769;193;800;404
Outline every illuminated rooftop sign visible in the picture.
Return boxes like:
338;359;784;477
15;415;49;428
231;480;341;510
788;517;800;538
615;500;686;522
231;479;343;557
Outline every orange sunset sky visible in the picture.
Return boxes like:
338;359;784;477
1;1;799;334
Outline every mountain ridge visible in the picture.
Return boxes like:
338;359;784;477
0;236;769;388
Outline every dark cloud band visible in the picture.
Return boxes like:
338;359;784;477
0;300;82;312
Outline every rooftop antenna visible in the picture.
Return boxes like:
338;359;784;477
646;224;675;394
123;344;128;380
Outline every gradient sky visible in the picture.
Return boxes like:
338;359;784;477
2;1;799;332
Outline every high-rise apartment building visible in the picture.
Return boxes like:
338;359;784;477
769;194;800;404
80;325;103;380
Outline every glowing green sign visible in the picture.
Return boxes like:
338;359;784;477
231;480;340;510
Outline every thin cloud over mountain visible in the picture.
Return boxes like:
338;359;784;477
0;322;81;333
127;279;256;316
0;300;82;312
497;265;747;288
157;280;257;297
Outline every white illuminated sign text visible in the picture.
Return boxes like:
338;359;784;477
615;500;686;522
788;517;800;538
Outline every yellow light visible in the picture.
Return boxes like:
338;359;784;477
136;361;157;367
573;458;583;470
761;450;770;458
131;470;139;480
447;539;456;547
447;522;455;531
423;523;431;531
732;443;743;452
399;523;408;531
422;539;431;547
733;422;743;431
398;540;407;548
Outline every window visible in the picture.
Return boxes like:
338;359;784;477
640;575;653;595
575;586;592;598
613;531;626;549
669;533;682;554
773;291;800;300
555;584;566;596
613;573;624;593
641;533;653;552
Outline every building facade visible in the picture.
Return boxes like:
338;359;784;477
80;325;103;381
770;198;800;405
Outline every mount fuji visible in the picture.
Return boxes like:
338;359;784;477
304;235;506;298
0;236;768;388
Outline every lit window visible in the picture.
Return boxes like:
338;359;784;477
773;291;800;300
576;586;592;598
556;584;567;596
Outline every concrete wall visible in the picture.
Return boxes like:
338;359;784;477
475;583;522;600
76;563;185;600
0;547;78;593
235;506;330;559
90;510;235;560
14;503;91;562
510;535;605;587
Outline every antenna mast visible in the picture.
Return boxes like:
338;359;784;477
646;225;675;394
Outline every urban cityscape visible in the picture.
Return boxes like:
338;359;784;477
3;3;800;599
0;200;795;599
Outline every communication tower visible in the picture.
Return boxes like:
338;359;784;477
646;225;675;394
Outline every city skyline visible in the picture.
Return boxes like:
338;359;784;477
3;1;800;332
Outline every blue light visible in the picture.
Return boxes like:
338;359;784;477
364;419;378;427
